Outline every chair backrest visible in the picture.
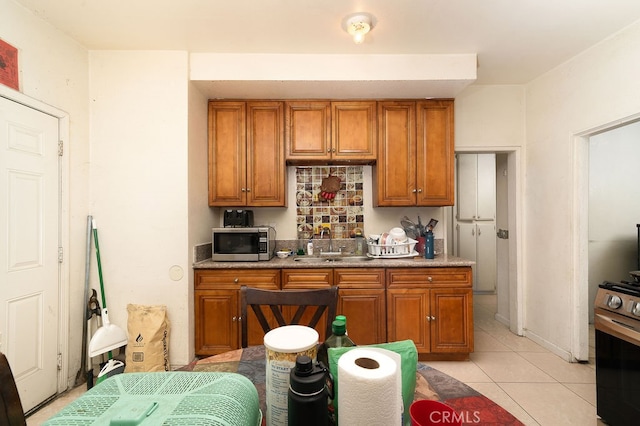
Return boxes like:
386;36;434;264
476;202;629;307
0;352;26;426
240;286;338;348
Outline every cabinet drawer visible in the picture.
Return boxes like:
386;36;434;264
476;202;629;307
195;269;280;290
386;267;471;288
334;268;385;289
282;269;333;289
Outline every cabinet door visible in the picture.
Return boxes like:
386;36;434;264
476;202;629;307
387;289;429;353
335;268;386;344
208;101;246;206
456;153;478;220
246;102;286;206
476;223;497;292
331;101;377;161
338;289;386;345
285;101;331;161
456;223;477;266
376;101;416;206
429;288;473;353
476;153;496;220
195;289;239;355
416;100;455;206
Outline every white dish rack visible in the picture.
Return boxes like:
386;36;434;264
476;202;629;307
367;238;418;258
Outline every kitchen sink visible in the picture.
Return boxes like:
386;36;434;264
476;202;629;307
340;256;373;262
293;255;372;263
294;257;342;263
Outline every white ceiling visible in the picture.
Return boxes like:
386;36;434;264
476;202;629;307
14;0;640;97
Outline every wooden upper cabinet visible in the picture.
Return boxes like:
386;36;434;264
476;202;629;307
208;101;286;207
376;101;416;206
376;99;454;207
285;100;376;162
208;101;246;206
246;102;286;206
285;101;331;160
416;100;455;206
331;101;377;161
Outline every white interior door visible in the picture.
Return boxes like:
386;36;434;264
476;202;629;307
0;96;59;411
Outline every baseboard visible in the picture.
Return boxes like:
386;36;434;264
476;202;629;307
523;329;574;362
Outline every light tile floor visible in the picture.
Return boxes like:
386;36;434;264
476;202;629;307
27;294;603;425
424;294;603;426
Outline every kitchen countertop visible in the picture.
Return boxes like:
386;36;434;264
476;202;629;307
193;253;474;269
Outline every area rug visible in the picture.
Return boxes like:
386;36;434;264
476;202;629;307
182;346;524;426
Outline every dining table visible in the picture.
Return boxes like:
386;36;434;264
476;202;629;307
186;345;524;426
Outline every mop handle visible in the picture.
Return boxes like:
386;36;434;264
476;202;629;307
92;219;108;309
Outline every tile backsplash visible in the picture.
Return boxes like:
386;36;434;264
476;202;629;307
295;166;364;239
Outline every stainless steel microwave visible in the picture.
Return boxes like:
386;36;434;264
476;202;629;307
211;227;276;261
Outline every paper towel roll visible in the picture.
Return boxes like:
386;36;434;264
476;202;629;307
337;348;402;425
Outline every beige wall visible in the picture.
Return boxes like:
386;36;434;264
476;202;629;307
88;50;192;366
525;20;640;356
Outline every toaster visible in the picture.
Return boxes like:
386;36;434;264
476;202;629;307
223;209;254;227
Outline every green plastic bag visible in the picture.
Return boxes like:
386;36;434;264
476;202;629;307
328;340;418;426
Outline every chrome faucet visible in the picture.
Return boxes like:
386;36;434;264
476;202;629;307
321;226;334;253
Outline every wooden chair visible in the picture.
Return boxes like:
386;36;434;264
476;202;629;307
0;352;26;426
240;286;338;348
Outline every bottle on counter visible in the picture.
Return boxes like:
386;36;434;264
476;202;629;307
317;319;355;370
335;315;348;335
317;318;354;426
307;238;314;256
424;229;434;259
288;355;333;426
354;230;365;255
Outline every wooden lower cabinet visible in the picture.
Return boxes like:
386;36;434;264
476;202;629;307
194;269;280;356
335;268;386;345
386;267;473;360
195;266;472;359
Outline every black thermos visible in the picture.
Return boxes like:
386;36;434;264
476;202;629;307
288;355;332;426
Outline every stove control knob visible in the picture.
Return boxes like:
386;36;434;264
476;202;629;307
632;302;640;317
607;295;623;309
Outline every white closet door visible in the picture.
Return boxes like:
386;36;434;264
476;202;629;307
476;223;497;292
456;154;478;220
476;154;496;220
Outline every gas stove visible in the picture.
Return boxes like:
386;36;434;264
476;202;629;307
595;281;640;319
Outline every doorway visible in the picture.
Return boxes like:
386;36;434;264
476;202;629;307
451;148;523;335
0;89;70;411
574;113;640;361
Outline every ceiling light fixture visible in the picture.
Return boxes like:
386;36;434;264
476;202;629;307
345;14;373;44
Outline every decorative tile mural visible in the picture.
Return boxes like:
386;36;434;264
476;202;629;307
296;166;364;239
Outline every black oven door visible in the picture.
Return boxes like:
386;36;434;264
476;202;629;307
595;310;640;425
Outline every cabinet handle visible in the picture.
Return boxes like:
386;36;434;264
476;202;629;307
431;316;436;321
426;315;431;322
412;189;417;193
472;228;475;236
327;148;331;153
232;316;237;322
478;228;481;236
241;188;246;192
417;189;422;193
427;276;433;282
234;278;239;283
238;316;242;322
246;188;251;192
332;148;336;153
